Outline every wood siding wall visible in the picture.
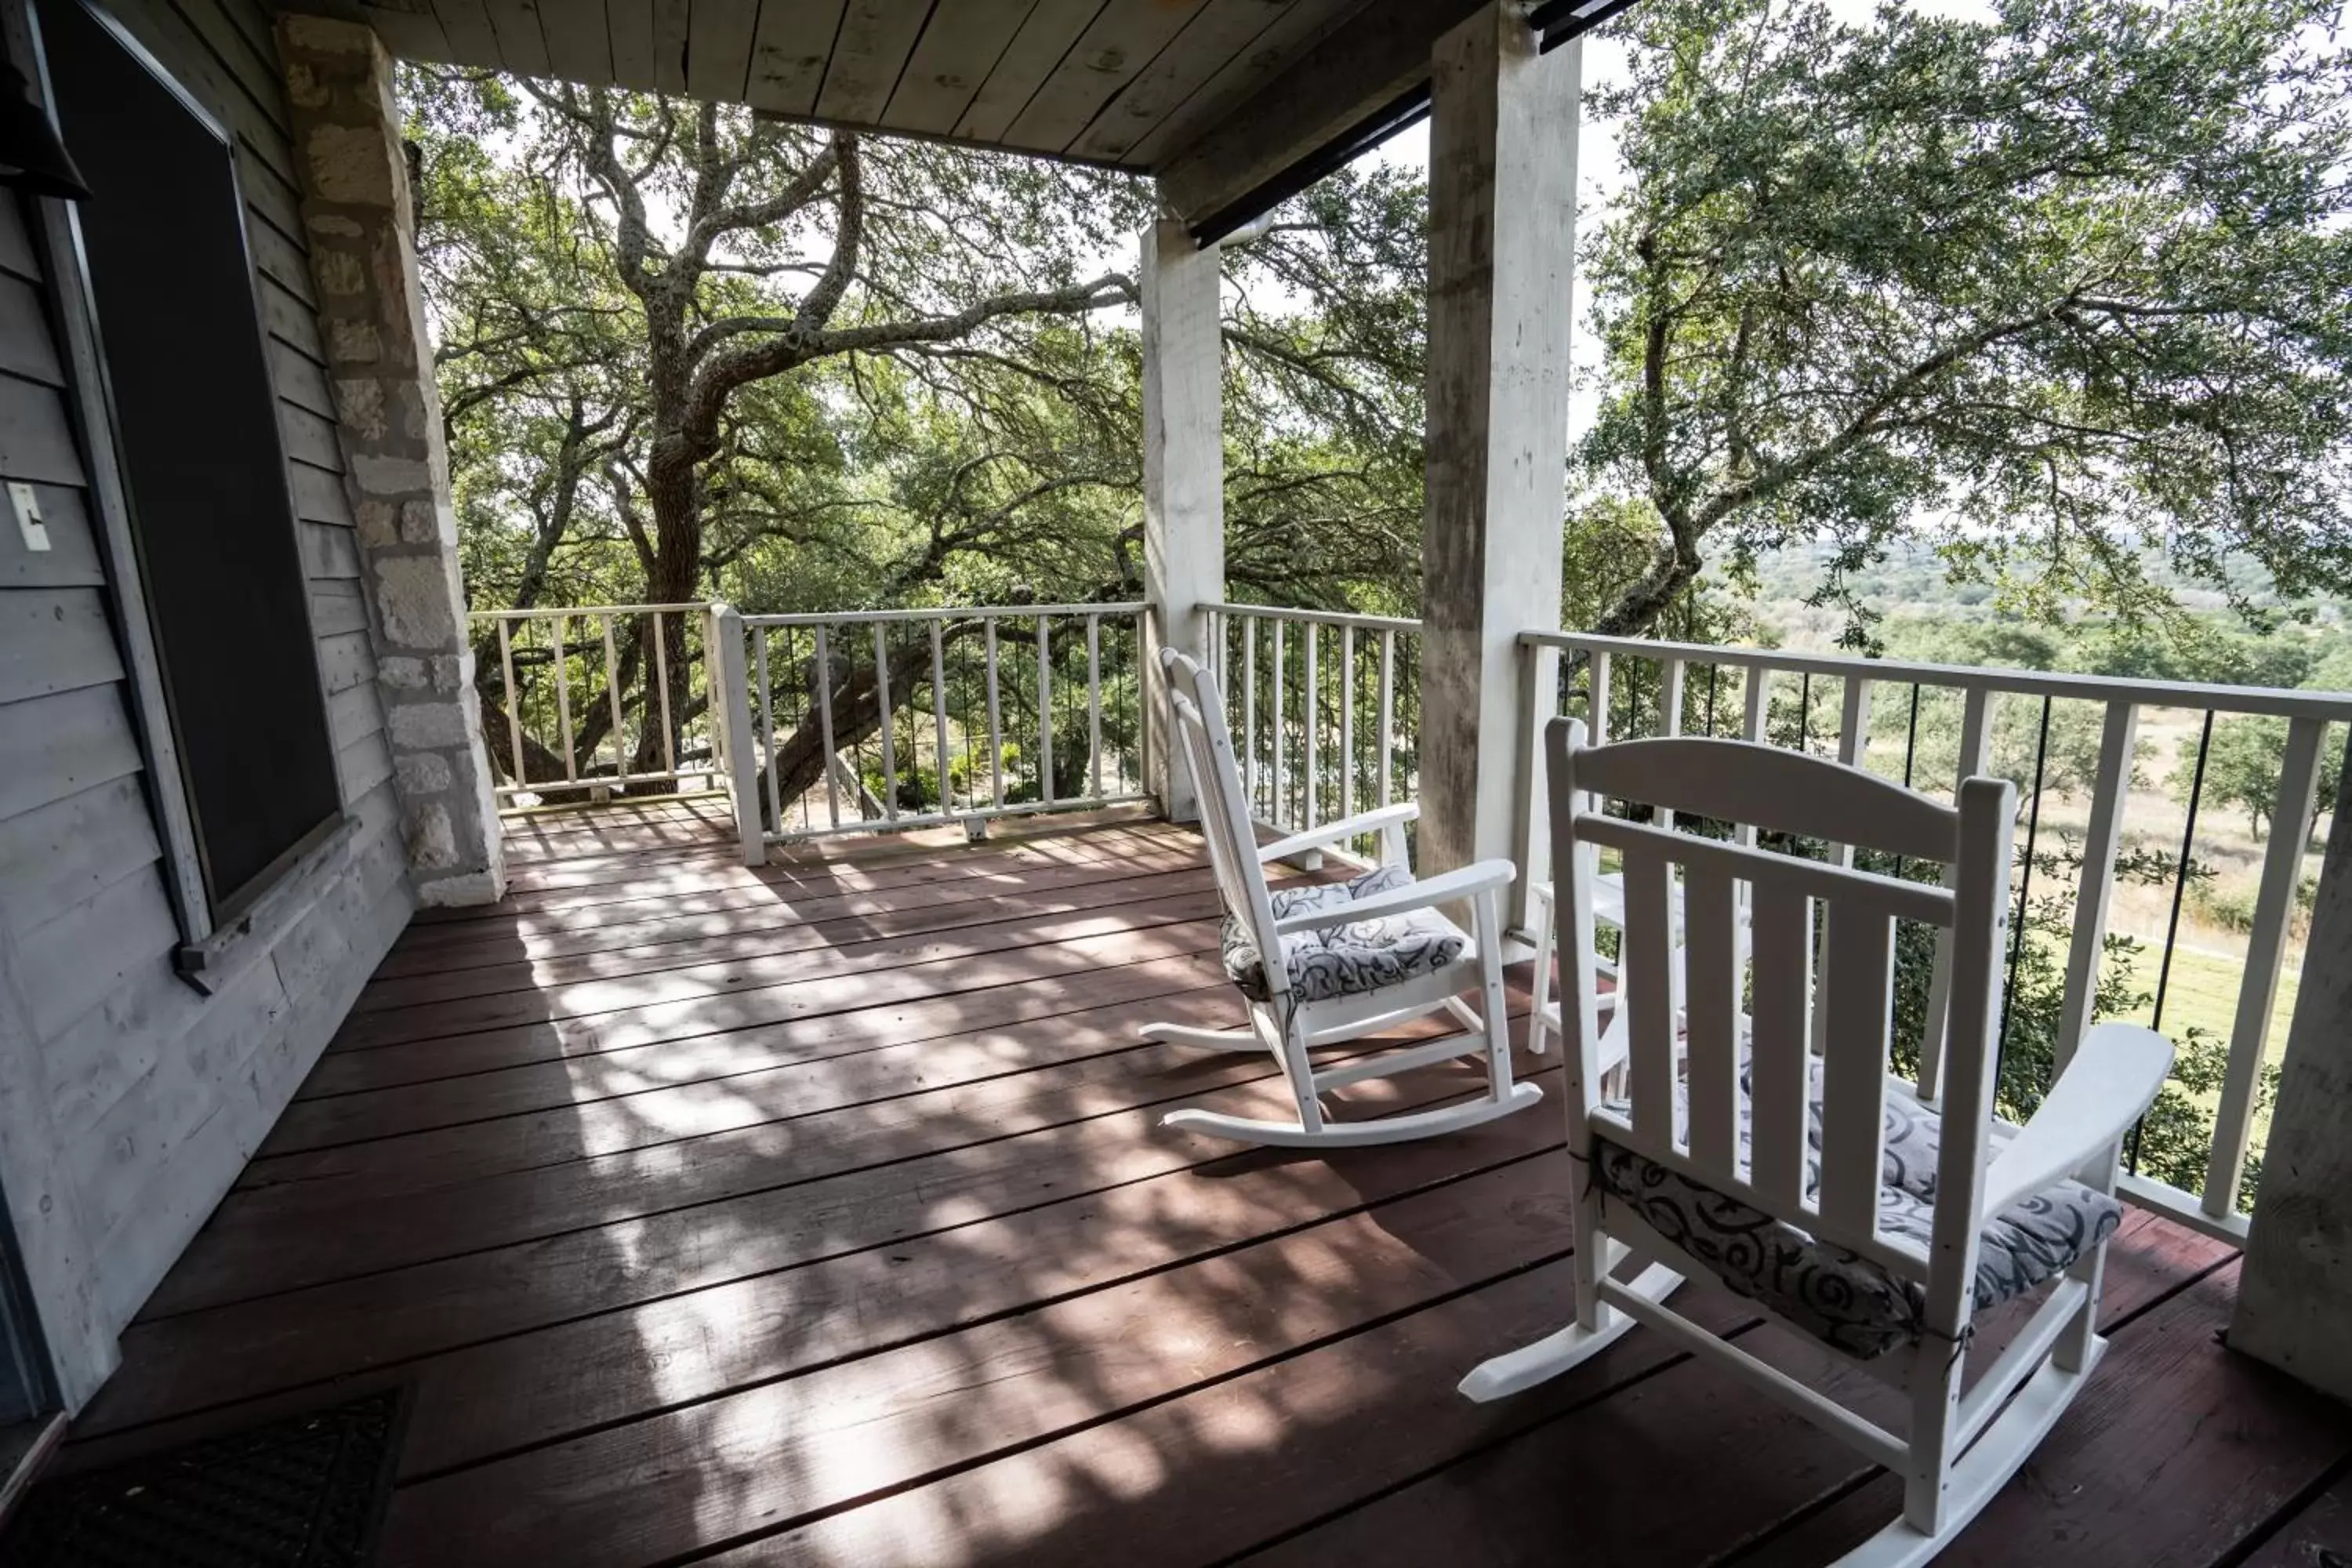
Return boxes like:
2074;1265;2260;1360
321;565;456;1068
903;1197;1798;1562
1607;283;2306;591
0;0;411;1405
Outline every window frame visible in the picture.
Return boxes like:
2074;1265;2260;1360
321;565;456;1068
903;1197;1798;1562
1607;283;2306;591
25;0;351;957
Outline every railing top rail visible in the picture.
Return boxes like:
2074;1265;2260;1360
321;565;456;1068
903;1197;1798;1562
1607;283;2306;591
1202;601;1423;634
1523;628;2352;723
739;601;1144;627
470;602;713;620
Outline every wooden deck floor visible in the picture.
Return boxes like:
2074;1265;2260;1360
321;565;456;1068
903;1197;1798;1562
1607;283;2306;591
61;801;2352;1566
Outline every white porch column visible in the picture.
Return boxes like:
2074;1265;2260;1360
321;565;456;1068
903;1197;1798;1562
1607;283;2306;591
1417;3;1577;922
2231;743;2352;1400
1140;216;1225;823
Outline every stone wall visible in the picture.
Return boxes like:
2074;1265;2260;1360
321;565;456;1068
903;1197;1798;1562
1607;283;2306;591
276;15;504;906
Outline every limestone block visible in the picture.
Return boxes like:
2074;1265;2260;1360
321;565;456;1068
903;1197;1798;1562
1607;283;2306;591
395;751;452;796
405;802;456;869
354;499;398;550
387;702;468;750
373;555;460;649
352;452;433;496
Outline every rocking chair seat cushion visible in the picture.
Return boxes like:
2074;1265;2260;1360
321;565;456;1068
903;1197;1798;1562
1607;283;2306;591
1592;1069;2125;1359
1221;863;1470;1004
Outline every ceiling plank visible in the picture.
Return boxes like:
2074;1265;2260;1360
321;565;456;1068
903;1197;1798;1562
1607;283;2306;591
953;0;1102;143
481;0;551;76
1067;0;1300;163
361;3;455;63
538;0;613;85
744;0;847;114
1155;0;1480;227
1114;0;1368;167
604;0;656;89
652;0;688;93
1004;0;1207;152
687;0;759;100
427;0;501;63
814;0;930;124
880;0;1031;136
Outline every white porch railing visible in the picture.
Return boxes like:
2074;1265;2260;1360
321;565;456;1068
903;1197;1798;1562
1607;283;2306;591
1200;602;1424;852
723;603;1152;847
467;603;727;804
1519;630;2351;1246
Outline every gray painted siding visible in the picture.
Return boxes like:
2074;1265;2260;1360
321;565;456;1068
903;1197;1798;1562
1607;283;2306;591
0;0;411;1406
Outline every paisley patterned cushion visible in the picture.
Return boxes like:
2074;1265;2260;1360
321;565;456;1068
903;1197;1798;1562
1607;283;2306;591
1220;863;1470;1004
1593;1065;2124;1359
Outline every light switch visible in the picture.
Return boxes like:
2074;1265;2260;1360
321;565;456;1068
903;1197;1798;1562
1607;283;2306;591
9;483;48;553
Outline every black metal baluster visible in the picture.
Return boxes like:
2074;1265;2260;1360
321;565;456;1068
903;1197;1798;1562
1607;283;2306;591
2131;709;2216;1173
2000;696;2055;1053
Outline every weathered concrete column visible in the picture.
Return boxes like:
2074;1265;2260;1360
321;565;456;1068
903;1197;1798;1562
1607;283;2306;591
278;16;504;906
2231;743;2352;1400
1418;3;1577;921
1140;215;1225;823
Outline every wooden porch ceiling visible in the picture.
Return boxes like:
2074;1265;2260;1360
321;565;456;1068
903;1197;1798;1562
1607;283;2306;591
53;802;2352;1566
278;0;1621;238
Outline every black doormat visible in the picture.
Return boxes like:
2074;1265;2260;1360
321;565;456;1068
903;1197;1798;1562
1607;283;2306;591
0;1387;407;1567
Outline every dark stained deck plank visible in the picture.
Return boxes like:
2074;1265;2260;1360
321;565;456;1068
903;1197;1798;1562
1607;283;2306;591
351;854;1220;1011
1230;1207;2243;1568
2240;1457;2352;1567
368;839;1209;980
371;1152;1584;1568
167;1000;1446;1316
252;964;1240;1173
71;1057;1561;1481
66;808;2348;1568
332;884;1232;1048
306;918;1231;1091
96;1051;1562;1431
389;818;1193;956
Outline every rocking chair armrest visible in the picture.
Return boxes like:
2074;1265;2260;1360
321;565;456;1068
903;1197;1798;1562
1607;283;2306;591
1980;1022;2176;1218
1256;803;1420;865
1273;858;1516;935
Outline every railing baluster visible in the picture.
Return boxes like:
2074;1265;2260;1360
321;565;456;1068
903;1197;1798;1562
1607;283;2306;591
1087;613;1104;801
1270;619;1287;829
1303;620;1319;830
930;619;951;816
985;618;1005;811
2056;702;2139;1074
1340;626;1356;826
1243;617;1258;808
601;614;626;783
1656;656;1685;835
1127;611;1144;796
755;625;781;833
1036;615;1053;806
1377;627;1396;810
496;617;523;793
873;621;898;824
814;623;840;830
551;614;577;782
2205;713;2329;1216
652;611;676;781
1919;684;1994;1101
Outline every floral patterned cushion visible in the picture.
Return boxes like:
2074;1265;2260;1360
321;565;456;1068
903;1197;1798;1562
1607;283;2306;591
1592;1062;2124;1359
1220;863;1470;1004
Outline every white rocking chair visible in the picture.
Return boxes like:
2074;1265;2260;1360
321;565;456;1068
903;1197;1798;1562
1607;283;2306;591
1141;646;1542;1148
1461;719;2175;1567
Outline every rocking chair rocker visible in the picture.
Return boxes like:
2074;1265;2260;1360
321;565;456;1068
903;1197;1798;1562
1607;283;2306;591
1140;646;1541;1148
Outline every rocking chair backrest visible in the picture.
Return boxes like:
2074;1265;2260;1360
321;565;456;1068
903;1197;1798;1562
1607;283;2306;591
1547;720;2018;1296
1160;647;1290;1006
